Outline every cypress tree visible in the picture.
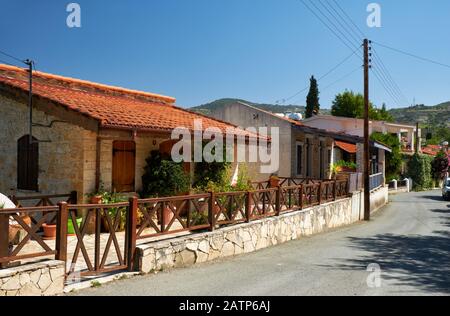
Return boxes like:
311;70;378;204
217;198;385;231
305;76;320;118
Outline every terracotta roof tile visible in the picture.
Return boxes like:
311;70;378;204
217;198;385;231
335;141;357;154
0;64;259;138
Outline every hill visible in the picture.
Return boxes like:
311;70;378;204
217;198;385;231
388;102;450;127
190;98;331;116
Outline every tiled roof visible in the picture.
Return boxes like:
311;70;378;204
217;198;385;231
421;145;442;156
0;64;258;138
335;141;357;154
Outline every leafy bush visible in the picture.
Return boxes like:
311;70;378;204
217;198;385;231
371;132;402;181
431;151;450;180
333;160;357;170
194;164;252;194
407;154;433;191
141;150;190;198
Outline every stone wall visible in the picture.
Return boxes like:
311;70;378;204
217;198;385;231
0;260;65;296
137;197;358;274
0;95;91;199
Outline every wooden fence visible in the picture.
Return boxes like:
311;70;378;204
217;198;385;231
0;179;349;277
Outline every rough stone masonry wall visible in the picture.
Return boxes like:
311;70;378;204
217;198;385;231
0;260;65;296
137;197;357;274
0;95;89;198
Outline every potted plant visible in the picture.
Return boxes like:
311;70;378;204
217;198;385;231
269;175;280;188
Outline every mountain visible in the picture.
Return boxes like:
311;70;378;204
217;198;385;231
388;102;450;127
190;98;331;116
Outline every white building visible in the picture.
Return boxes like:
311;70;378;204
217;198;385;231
302;115;420;154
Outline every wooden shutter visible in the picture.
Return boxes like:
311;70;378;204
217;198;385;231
17;135;38;191
112;141;136;192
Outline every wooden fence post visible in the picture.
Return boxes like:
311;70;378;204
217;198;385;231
127;197;138;272
276;186;281;216
299;185;304;210
333;180;337;201
208;192;216;231
55;202;68;265
246;191;252;223
0;213;10;268
318;182;323;205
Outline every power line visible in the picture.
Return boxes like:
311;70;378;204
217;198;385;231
371;49;409;105
318;0;362;44
0;49;25;64
373;41;450;69
322;65;362;91
276;46;361;104
330;0;366;38
291;65;361;104
305;0;409;107
306;0;360;51
299;0;359;52
371;67;402;107
0;59;15;67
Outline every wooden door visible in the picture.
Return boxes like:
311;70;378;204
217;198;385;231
112;141;136;192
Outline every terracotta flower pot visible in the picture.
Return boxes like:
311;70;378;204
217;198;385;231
86;195;102;235
42;223;57;240
269;177;280;188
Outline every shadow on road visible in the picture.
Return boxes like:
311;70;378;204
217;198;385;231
331;198;450;294
421;195;446;202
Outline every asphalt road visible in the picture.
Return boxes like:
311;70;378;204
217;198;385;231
72;190;450;296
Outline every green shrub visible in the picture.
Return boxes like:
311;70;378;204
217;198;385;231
141;150;190;198
431;151;450;180
194;164;252;193
407;154;433;191
371;132;402;181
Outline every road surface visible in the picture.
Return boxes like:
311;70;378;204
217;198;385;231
72;190;450;296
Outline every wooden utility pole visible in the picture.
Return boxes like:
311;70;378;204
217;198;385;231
363;39;371;221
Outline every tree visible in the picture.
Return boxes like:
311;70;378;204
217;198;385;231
305;76;320;119
378;103;394;122
431;151;450;181
331;91;365;118
141;150;190;198
407;154;433;191
331;91;393;121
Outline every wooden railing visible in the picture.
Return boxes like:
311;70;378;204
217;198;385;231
1;179;350;277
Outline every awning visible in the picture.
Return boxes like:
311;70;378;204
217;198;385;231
335;141;357;154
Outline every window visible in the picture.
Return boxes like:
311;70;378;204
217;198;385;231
296;143;303;176
319;141;325;179
306;139;312;178
17;135;39;191
112;141;136;192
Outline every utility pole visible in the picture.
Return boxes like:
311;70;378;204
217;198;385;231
24;59;33;145
363;39;371;221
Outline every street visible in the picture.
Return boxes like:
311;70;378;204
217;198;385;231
72;190;450;296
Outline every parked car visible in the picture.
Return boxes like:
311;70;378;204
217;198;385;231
443;178;450;201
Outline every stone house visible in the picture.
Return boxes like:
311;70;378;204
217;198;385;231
211;101;391;180
0;64;262;201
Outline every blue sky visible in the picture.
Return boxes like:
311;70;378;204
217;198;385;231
1;0;449;109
